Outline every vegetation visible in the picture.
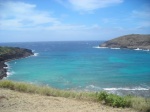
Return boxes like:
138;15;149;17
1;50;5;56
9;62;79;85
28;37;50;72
0;46;33;62
99;34;150;49
128;96;150;112
0;46;26;55
97;91;150;112
97;91;131;107
0;80;150;112
0;47;13;55
0;80;96;100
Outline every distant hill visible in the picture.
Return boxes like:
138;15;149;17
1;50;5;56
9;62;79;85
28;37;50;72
99;34;150;49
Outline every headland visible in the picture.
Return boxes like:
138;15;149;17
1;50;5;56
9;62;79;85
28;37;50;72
99;34;150;49
0;46;33;79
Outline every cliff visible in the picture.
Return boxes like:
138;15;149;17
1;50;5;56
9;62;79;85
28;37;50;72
0;46;33;79
99;34;150;49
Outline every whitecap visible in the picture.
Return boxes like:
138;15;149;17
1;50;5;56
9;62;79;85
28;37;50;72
103;87;149;91
110;48;120;49
33;53;39;56
88;85;95;88
4;62;9;65
134;48;142;50
85;85;101;90
143;49;150;51
6;71;15;76
3;62;10;69
3;66;9;69
93;46;108;49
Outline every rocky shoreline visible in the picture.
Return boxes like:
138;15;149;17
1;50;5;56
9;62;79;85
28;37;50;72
0;62;7;79
0;47;33;79
99;34;150;49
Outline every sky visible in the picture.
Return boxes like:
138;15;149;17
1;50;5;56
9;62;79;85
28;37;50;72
0;0;150;42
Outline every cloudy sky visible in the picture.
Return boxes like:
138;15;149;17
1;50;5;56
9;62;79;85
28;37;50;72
0;0;150;42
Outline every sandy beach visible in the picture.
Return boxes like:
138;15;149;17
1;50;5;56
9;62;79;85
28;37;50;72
0;88;137;112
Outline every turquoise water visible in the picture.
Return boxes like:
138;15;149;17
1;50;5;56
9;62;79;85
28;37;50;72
1;41;150;97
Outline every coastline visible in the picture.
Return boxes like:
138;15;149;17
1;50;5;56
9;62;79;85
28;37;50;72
0;47;34;79
0;56;33;79
0;62;7;79
1;43;150;98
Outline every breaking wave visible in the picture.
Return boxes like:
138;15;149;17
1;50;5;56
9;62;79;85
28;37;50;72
33;53;39;56
93;46;108;49
103;87;149;91
110;48;121;49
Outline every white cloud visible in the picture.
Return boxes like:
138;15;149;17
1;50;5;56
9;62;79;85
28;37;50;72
0;1;95;32
132;10;150;19
0;1;104;32
132;8;150;29
45;24;86;31
0;1;60;30
57;0;123;12
0;1;149;42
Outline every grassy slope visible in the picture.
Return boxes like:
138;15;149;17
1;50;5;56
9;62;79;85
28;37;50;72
0;47;21;55
0;80;150;112
0;46;33;61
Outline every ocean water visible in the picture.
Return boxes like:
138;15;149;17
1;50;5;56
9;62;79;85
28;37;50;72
0;41;150;97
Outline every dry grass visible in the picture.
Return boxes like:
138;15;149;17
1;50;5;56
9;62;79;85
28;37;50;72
0;80;149;112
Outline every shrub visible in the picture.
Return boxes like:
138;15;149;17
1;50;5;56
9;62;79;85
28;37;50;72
97;91;108;101
97;91;130;108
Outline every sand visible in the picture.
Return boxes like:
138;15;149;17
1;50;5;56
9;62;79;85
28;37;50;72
0;88;137;112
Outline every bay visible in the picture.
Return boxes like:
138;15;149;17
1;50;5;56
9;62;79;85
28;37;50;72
1;41;150;97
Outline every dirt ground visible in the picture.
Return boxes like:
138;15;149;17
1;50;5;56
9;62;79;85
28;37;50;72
0;88;137;112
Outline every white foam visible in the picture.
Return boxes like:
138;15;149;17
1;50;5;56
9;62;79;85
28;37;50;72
85;85;101;90
3;66;8;69
88;85;95;88
110;48;120;49
93;46;108;49
4;62;10;69
143;49;150;51
6;71;15;76
134;48;142;50
85;85;149;91
4;62;9;65
85;85;148;91
33;53;39;56
103;87;149;91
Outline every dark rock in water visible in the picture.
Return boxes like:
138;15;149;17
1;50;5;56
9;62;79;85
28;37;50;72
0;62;7;79
0;46;34;79
99;34;150;49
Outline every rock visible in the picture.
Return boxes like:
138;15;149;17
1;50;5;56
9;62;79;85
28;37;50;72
0;47;34;79
99;34;150;49
0;62;7;79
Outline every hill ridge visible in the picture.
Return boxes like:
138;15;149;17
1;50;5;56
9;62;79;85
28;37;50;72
99;34;150;49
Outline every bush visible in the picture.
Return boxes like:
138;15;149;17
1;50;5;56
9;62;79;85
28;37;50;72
97;91;130;108
97;91;108;101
